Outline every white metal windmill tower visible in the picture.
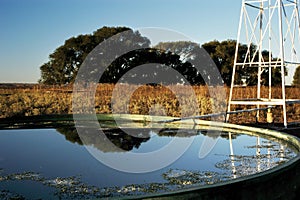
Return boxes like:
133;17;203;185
226;0;300;127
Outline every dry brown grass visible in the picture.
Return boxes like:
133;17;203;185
229;86;300;124
0;84;299;124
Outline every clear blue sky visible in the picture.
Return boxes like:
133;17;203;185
0;0;242;83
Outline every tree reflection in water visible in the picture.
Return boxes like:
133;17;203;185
56;126;242;154
56;127;151;152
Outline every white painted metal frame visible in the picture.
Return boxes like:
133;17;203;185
227;0;300;127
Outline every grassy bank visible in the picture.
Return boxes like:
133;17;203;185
0;84;299;124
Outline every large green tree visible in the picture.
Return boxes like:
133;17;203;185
202;40;283;86
100;45;205;85
40;27;285;86
154;41;223;85
292;66;300;86
39;26;150;84
40;31;207;85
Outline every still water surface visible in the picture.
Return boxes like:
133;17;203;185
0;127;297;199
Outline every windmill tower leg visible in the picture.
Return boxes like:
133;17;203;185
278;0;287;128
226;2;244;123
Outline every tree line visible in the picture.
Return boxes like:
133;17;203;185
39;26;299;86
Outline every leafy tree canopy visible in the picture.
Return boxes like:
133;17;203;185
101;40;223;85
39;26;144;84
202;40;283;86
39;26;285;86
292;66;300;86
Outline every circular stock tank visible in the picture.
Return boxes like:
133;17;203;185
0;114;299;199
